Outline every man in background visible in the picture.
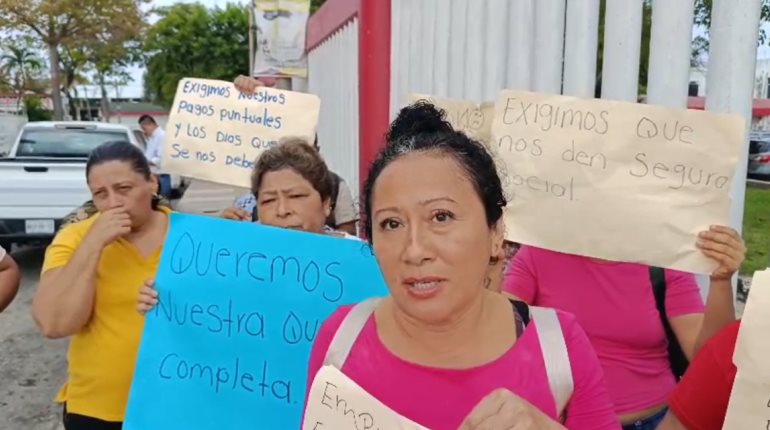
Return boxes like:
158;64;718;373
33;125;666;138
138;115;171;198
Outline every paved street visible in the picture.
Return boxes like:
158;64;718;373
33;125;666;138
0;246;66;430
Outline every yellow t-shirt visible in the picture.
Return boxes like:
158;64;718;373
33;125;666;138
42;207;169;422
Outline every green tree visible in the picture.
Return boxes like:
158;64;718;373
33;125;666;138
58;46;91;119
0;0;148;119
691;0;770;63
311;0;326;13
595;1;770;97
85;7;146;120
694;0;770;40
0;37;44;107
594;0;651;97
144;3;249;107
0;73;11;93
23;94;53;121
55;5;145;121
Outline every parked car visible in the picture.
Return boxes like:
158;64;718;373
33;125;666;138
174;179;249;217
748;139;770;180
749;131;770;141
0;121;182;249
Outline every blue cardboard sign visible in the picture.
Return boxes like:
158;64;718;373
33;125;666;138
124;213;388;430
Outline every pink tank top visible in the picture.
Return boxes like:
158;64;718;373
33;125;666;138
503;246;705;414
303;304;621;430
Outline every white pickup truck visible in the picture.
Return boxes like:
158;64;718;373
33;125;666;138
0;121;182;249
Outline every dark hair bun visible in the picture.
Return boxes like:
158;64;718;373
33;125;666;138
363;99;507;241
385;101;455;143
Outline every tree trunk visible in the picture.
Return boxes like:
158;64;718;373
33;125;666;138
99;74;111;121
14;75;23;113
63;88;75;119
47;44;64;120
72;85;82;121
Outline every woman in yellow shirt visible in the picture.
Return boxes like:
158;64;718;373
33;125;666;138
32;141;169;430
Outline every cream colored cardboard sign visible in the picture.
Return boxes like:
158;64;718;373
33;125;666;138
490;90;745;274
302;365;429;430
722;269;770;429
408;93;495;145
162;78;320;188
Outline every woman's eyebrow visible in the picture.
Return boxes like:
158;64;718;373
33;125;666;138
374;206;398;217
373;197;457;217
419;196;457;205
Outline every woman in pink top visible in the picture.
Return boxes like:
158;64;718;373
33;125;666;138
503;240;744;430
304;102;620;429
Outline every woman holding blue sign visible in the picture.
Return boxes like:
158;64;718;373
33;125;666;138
219;137;358;240
302;102;620;429
32;141;170;430
221;75;359;235
137;139;358;312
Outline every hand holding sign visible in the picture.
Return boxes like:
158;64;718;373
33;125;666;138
490;90;745;273
302;365;429;430
458;389;566;430
234;75;268;93
220;206;252;221
162;78;320;188
695;225;746;280
136;279;158;315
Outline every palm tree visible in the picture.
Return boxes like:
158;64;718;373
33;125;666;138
0;72;12;93
0;42;43;109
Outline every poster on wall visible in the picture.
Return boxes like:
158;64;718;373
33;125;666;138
252;0;311;78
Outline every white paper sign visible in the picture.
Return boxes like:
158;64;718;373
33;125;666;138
162;77;320;188
302;365;429;430
491;89;745;273
722;269;770;429
407;93;495;146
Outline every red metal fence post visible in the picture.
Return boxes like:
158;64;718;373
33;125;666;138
357;0;391;213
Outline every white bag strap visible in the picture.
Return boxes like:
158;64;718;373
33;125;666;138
323;297;382;368
529;306;574;417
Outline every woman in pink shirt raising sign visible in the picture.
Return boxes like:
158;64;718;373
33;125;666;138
502;240;744;427
302;102;620;430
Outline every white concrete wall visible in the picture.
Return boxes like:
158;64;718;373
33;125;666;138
307;19;360;201
383;0;762;298
389;0;535;117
